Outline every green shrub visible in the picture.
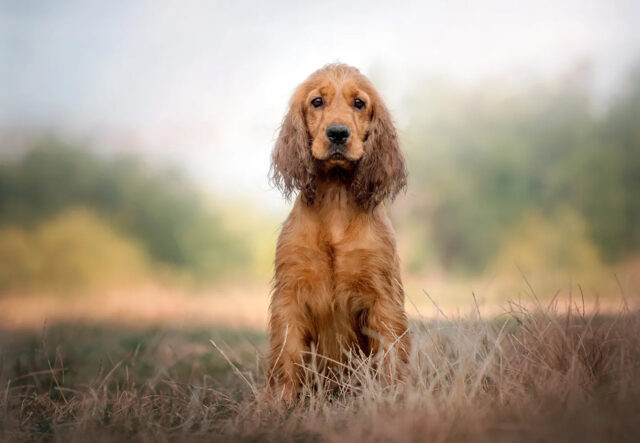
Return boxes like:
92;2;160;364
0;141;252;282
0;208;149;293
492;209;601;274
401;62;640;273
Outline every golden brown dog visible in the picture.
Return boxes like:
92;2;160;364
268;63;410;402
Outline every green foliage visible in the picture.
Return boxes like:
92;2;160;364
583;64;640;261
0;208;149;292
2;62;639;283
0;141;251;284
493;209;601;274
402;62;640;273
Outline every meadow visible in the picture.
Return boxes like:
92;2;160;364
1;282;639;442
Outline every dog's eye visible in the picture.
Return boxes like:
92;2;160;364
311;97;324;108
353;98;365;110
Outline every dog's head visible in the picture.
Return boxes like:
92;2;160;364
270;64;407;210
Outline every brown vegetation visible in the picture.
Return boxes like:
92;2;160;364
1;291;639;442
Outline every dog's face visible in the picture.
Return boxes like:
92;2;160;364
304;78;372;171
271;64;407;210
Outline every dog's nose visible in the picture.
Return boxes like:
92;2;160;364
326;124;351;144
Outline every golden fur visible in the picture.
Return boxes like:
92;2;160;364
268;64;410;402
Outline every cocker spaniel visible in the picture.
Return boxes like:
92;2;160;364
268;63;410;402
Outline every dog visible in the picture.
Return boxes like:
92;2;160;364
268;63;410;403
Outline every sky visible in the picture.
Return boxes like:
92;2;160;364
1;0;639;211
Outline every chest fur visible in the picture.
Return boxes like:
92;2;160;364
276;192;395;307
273;192;399;358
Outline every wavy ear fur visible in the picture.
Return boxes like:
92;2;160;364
270;93;316;204
351;101;407;210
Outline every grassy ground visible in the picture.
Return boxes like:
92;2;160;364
1;293;640;442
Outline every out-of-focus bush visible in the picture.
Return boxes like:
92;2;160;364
492;209;601;275
0;208;149;293
215;202;279;280
0;141;254;287
401;61;640;274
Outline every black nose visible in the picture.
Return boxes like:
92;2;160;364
326;124;351;144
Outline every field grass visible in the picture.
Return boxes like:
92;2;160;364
1;290;639;442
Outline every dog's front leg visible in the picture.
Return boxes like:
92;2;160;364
366;294;411;380
267;296;308;404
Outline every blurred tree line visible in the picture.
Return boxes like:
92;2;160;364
1;61;639;292
402;61;640;274
0;141;252;291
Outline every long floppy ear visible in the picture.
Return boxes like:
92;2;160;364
269;93;316;204
351;100;407;210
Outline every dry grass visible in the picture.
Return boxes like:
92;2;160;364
1;289;639;442
0;283;271;330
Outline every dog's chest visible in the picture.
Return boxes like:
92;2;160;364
307;209;389;350
315;205;391;296
276;196;398;356
317;203;377;257
280;193;394;304
315;187;373;245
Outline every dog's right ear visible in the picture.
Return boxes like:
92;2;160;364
270;90;317;204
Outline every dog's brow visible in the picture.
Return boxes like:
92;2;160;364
342;81;359;96
319;83;336;100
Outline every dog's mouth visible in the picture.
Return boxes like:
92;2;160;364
319;145;356;163
321;153;355;171
314;143;359;172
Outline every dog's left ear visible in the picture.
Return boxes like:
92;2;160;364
351;100;407;210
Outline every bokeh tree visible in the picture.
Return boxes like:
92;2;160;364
401;61;640;274
0;140;251;286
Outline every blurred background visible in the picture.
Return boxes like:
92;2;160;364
1;0;639;329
